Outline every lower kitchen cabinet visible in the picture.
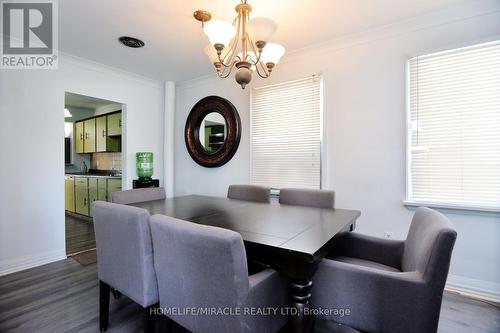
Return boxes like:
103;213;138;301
75;177;89;216
97;178;108;201
64;177;75;212
107;179;122;202
70;176;121;216
88;178;98;217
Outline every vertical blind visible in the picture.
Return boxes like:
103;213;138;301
251;76;321;189
408;40;500;209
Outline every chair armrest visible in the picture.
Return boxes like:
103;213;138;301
244;269;289;332
246;268;288;308
312;259;437;333
330;232;404;269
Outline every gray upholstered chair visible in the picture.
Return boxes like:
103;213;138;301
111;187;166;205
227;184;271;203
279;188;335;208
149;214;289;333
93;201;159;332
311;207;457;333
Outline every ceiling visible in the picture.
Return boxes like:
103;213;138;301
59;0;468;82
65;92;119;109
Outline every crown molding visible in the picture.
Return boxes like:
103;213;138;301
59;52;165;87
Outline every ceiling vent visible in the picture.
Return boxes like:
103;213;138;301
118;36;145;48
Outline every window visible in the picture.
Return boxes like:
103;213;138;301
407;41;500;210
251;76;322;189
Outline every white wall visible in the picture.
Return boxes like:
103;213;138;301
176;80;251;197
175;1;500;300
0;54;165;275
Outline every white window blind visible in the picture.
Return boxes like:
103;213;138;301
407;40;500;209
251;76;322;189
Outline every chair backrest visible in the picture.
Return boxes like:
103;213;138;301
279;188;335;209
402;207;457;284
92;201;158;307
227;184;271;203
111;187;166;205
150;215;250;333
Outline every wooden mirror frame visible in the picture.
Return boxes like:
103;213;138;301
185;96;241;168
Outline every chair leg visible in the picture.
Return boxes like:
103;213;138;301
111;288;122;299
99;281;111;332
165;316;173;333
144;304;158;333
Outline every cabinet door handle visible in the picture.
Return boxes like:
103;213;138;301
80;133;83;140
85;132;88;139
84;198;87;206
119;119;122;128
102;129;106;137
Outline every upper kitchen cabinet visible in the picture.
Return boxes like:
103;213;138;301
75;121;84;153
83;118;96;153
74;112;121;154
96;115;120;152
96;116;107;152
107;112;122;136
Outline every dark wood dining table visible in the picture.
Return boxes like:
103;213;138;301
130;194;361;333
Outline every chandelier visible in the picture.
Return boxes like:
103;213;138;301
194;0;285;89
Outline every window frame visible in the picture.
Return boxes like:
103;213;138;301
404;41;500;213
249;75;325;190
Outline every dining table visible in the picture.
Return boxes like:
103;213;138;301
129;194;361;333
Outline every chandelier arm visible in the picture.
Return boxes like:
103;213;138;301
247;34;264;65
219;63;236;78
225;23;241;65
255;61;270;78
247;37;270;78
216;13;242;67
218;56;239;78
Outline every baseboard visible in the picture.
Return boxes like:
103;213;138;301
0;250;67;277
446;274;500;303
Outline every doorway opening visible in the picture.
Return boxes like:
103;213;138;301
64;92;125;256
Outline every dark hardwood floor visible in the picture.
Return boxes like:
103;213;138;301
66;214;96;255
0;258;498;333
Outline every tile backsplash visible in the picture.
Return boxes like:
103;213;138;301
92;152;122;171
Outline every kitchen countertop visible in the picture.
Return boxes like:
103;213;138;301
65;173;122;179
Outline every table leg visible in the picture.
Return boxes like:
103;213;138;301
289;279;314;333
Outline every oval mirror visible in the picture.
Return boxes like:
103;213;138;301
185;96;241;168
198;112;227;154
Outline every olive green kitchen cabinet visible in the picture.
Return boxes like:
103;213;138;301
83;118;96;153
75;121;84;154
88;178;98;217
97;178;108;201
71;176;119;216
107;112;122;136
107;179;122;202
75;177;89;215
64;176;75;212
96;115;121;152
96;116;107;152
